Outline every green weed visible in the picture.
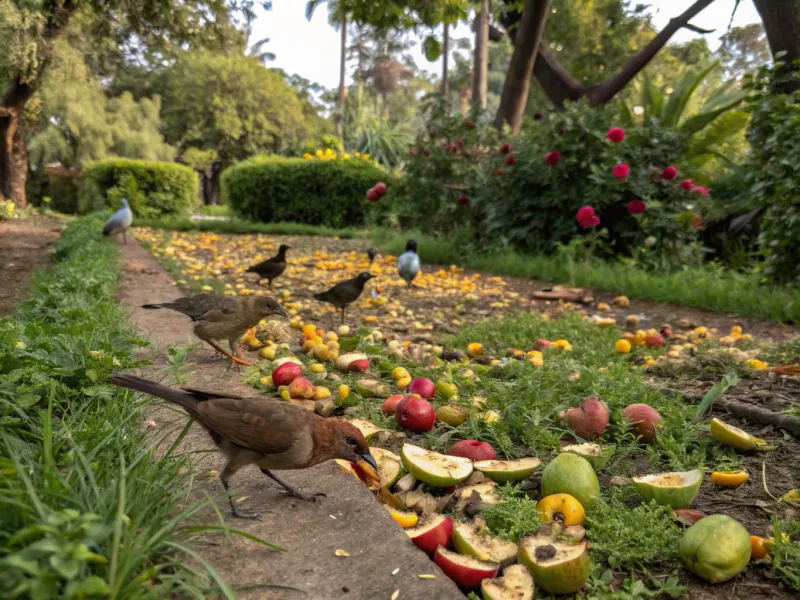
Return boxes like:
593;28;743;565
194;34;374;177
482;485;541;542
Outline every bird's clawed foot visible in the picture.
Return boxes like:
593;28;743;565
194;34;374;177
230;500;261;520
279;489;327;502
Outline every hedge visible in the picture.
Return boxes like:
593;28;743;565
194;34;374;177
222;155;395;227
79;158;199;218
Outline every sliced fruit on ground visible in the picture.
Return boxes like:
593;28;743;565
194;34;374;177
473;458;541;483
434;546;499;589
334;459;362;483
455;482;501;516
436;405;469;426
385;506;418;528
709;470;748;487
480;564;534;600
394;472;417;493
709;418;771;451
395;489;440;515
273;356;305;368
560;443;612;469
453;518;519;567
536;494;585;526
355;379;392;398
672;509;707;526
633;469;703;509
348;418;388;442
406;514;454;554
518;537;590;595
369;447;405;489
401;443;474;487
679;514;751;583
334;352;368;372
540;453;600;510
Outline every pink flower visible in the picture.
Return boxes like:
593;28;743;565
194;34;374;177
694;214;703;230
576;206;600;228
607;127;625;143
612;163;629;179
680;179;693;190
627;200;646;215
691;185;709;196
661;166;677;180
544;151;561;166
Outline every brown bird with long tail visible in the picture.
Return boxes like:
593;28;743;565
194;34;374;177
112;374;379;518
142;294;288;367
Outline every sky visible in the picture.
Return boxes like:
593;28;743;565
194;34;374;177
252;0;762;90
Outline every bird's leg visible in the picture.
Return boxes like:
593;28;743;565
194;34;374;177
228;338;251;369
341;306;346;325
260;469;326;502
268;279;273;289
220;466;260;519
207;341;253;367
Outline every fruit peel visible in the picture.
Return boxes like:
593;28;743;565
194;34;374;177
401;443;473;487
633;469;703;509
473;457;541;483
709;418;772;451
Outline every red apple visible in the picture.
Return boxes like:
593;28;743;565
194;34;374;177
271;362;302;386
381;394;405;415
559;396;609;440
447;440;496;461
374;182;387;196
348;359;369;373
622;403;663;443
536;339;551;348
644;334;664;347
407;377;435;399
288;377;315;399
395;395;435;432
366;188;379;202
434;546;499;589
407;514;453;554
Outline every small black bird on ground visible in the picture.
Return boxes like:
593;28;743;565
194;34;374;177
246;244;291;287
313;272;375;324
366;248;377;264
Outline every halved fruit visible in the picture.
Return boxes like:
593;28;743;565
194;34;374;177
385;507;418;528
710;470;748;487
407;514;454;554
633;469;703;509
370;447;405;489
536;494;585;526
401;444;474;487
453;518;519;568
709;418;771;451
560;443;612;470
480;564;534;600
348;418;388;442
355;379;392;398
455;483;501;516
473;458;541;483
434;546;499;589
518;537;590;595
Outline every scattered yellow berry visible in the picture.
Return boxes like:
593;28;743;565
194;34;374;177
396;376;411;389
280;389;291;401
314;386;332;400
529;356;543;367
338;385;350;401
596;302;611;312
259;346;276;360
746;359;768;370
363;315;377;323
259;376;272;386
615;339;631;354
312;344;330;361
625;315;640;328
553;339;573;351
310;363;325;374
467;343;483;358
527;350;543;361
392;367;410;380
612;295;630;307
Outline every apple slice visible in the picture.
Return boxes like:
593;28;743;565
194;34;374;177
401;444;474;487
473;458;541;483
348;418;388;443
453;518;519;567
356;379;392;398
633;469;703;509
455;482;501;516
370;447;404;489
560;443;612;470
481;564;534;600
406;514;454;554
518;537;590;595
434;546;499;589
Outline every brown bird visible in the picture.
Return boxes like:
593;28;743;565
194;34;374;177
142;294;289;367
246;244;291;288
112;374;379;519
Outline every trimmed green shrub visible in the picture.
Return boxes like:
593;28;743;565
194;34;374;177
44;166;82;214
222;155;395;227
80;158;199;218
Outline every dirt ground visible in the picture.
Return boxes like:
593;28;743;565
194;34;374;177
0;217;63;316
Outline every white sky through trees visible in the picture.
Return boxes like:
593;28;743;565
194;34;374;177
254;0;761;90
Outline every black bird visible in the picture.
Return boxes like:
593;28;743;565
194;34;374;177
246;244;291;287
313;272;375;324
366;248;377;264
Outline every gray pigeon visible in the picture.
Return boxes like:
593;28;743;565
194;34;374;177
102;198;133;244
397;239;420;287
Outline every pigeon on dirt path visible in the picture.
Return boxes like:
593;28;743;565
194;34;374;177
397;239;420;287
366;247;377;264
142;294;288;367
102;198;133;244
246;244;291;287
313;272;375;324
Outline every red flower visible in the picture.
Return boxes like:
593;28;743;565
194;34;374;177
465;120;474;129
534;112;544;120
544;151;561;166
457;195;469;206
680;179;693;190
607;127;625;143
627;200;646;215
495;168;504;176
661;166;677;180
691;185;709;196
612;163;629;179
576;206;600;228
499;143;511;154
423;148;431;157
694;214;703;230
408;149;416;156
505;154;517;166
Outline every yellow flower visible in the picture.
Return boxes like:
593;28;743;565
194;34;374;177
615;339;631;354
746;359;768;370
15;340;26;350
362;153;370;159
303;152;313;159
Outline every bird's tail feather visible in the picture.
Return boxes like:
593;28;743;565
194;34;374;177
313;292;325;301
141;304;163;310
111;374;201;417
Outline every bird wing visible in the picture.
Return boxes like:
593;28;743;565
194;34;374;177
196;397;312;455
397;252;420;279
103;208;128;233
247;257;284;276
164;294;241;320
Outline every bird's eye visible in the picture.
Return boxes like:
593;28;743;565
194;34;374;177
345;436;357;446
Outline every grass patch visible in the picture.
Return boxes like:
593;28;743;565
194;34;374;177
769;518;800;591
482;485;541;542
137;216;371;239
0;215;273;598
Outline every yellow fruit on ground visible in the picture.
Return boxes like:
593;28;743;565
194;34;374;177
259;346;276;360
537;494;585;526
246;337;262;350
310;363;325;374
467;343;483;358
596;302;611;311
751;536;769;560
529;356;543;367
302;339;316;353
363;315;377;323
338;325;351;336
746;359;768;370
482;410;501;423
259;376;272;386
615;339;632;354
710;470;749;487
612;295;630;307
553;339;573;351
338;385;350;401
392;367;410;380
396;376;411;389
314;387;332;400
312;344;331;361
325;331;338;341
386;508;418;528
302;324;317;338
280;389;291;402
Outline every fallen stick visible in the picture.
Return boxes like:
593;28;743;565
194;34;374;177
660;388;800;437
532;288;595;303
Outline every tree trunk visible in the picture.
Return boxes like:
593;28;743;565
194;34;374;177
203;162;222;206
472;0;489;112
752;0;800;91
0;103;29;207
494;0;551;131
337;14;347;138
442;22;450;102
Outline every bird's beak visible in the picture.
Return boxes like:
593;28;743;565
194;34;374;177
275;305;290;320
356;452;380;486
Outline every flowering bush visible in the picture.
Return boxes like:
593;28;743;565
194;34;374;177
0;199;16;220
